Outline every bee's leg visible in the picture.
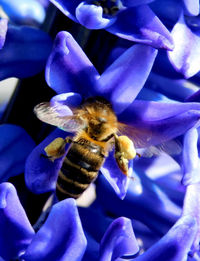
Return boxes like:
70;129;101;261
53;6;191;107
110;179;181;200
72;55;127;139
114;134;136;178
44;137;68;161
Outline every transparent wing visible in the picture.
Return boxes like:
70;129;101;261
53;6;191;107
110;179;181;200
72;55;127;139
34;102;85;133
118;122;182;157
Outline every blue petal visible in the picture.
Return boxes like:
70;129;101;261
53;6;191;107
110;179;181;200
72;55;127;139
95;44;158;114
0;182;35;260
0;25;52;80
76;2;116;29
99;217;139;260
167;13;200;78
25;129;67;194
122;0;155;7
0;18;8;49
183;0;199;16
100;153;133;199
182;128;200;185
23;199;87;261
45;31;99;96
0;124;35;182
50;0;82;22
0;0;46;25
134;216;197;261
107;5;174;50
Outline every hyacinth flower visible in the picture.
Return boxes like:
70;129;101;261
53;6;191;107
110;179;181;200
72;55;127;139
0;182;139;261
49;0;174;50
0;124;35;182
25;31;200;202
0;0;46;25
0;21;52;80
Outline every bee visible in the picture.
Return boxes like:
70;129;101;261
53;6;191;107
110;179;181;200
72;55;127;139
34;96;181;201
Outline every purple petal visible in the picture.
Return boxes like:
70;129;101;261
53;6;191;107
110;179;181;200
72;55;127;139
45;31;100;96
50;92;82;116
23;198;87;261
182;128;200;185
99;217;139;260
0;24;52;80
107;5;174;50
25;128;67;194
182;184;200;253
0;18;8;49
75;2;116;29
0;182;35;260
183;0;199;16
101;153;133;199
167;13;200;78
134;215;197;261
0;124;35;181
122;0;155;7
95;44;158;114
50;0;81;22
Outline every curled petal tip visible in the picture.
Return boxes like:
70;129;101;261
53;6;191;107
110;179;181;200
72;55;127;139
0;182;15;208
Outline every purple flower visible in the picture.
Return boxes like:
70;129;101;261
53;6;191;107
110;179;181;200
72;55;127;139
25;31;200;201
0;182;138;261
50;0;174;50
0;18;7;49
0;23;53;80
0;0;46;25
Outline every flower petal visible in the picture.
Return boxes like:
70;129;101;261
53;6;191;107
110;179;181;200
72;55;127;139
45;31;100;96
167;13;200;78
122;0;155;7
0;0;46;25
183;0;199;16
0;182;35;260
25;128;67;194
182;184;200;253
107;5;174;50
0;18;8;49
100;153;133;199
99;217;139;260
95;44;157;114
50;0;81;22
182;128;200;185
76;2;116;29
0;24;52;80
0;124;35;181
23;198;87;261
134;215;197;261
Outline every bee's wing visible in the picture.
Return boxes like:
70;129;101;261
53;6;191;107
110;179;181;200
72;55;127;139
34;102;85;133
118;122;182;157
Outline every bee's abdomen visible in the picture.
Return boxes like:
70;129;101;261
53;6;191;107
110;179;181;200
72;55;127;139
56;142;104;201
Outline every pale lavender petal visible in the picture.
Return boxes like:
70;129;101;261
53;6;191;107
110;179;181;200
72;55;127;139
182;184;200;253
99;217;139;261
0;18;8;49
107;5;174;50
100;153;133;199
167;13;200;78
182;128;200;185
134;215;197;261
76;2;116;29
183;0;199;16
95;44;158;114
0;182;35;260
23;198;87;261
45;31;100;95
25;129;67;194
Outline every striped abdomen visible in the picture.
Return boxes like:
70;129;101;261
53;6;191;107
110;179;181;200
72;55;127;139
56;139;105;200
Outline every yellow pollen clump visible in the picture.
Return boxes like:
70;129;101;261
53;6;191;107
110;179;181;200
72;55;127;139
117;136;136;160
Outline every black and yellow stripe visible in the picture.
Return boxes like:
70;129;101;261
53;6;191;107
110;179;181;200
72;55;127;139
56;139;105;200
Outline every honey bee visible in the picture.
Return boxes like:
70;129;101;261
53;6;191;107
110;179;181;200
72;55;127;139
34;96;180;201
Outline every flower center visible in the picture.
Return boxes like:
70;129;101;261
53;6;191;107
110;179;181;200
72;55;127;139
91;0;121;16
